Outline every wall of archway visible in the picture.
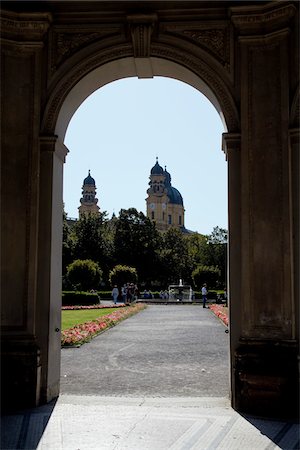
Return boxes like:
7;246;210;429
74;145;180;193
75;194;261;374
50;57;233;142
1;1;299;419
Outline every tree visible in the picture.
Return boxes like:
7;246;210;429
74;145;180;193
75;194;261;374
159;227;193;285
192;265;220;289
113;208;162;284
207;226;228;244
66;259;103;291
185;227;228;288
72;212;114;282
109;264;138;287
207;226;228;287
185;232;211;267
62;209;75;274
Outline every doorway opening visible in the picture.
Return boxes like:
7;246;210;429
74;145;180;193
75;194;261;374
60;70;228;399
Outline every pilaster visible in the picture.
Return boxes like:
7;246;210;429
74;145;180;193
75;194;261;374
1;11;51;410
37;136;68;403
230;11;298;417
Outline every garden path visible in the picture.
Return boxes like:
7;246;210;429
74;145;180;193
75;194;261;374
60;305;229;397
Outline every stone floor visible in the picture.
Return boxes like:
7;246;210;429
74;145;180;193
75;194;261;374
2;395;299;450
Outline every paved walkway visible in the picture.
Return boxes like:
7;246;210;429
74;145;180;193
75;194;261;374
2;305;299;449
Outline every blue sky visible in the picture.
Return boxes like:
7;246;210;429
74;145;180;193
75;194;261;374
64;77;227;235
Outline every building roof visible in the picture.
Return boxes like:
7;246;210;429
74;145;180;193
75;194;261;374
150;158;164;175
83;170;95;185
166;186;184;206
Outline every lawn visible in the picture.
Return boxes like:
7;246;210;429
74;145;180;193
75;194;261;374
62;308;119;330
61;303;147;347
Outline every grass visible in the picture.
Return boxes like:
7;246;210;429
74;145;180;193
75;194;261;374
61;308;119;330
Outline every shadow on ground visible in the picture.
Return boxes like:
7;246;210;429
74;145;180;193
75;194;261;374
1;398;57;450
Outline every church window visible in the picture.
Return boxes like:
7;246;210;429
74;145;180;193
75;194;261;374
163;212;165;221
179;215;182;225
151;211;155;220
168;215;172;224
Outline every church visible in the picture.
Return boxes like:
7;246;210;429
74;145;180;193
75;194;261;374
146;159;186;232
79;160;187;233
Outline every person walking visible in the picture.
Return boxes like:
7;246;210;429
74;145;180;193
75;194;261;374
201;283;208;308
112;285;119;305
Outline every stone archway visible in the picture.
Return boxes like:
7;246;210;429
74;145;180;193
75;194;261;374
1;1;299;419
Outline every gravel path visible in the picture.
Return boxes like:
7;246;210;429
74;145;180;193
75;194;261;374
60;305;229;397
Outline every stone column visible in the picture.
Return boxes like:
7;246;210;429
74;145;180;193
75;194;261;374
37;136;68;404
0;12;51;410
230;10;298;417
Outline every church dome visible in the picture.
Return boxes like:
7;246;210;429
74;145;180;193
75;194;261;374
151;158;164;175
83;170;95;185
166;186;184;206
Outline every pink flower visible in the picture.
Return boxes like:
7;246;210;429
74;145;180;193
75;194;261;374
208;304;229;327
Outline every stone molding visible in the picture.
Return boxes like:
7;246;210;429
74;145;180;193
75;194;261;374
0;10;52;41
40;136;69;163
127;14;157;58
49;26;122;73
159;21;231;73
41;39;239;134
230;2;296;35
222;132;241;158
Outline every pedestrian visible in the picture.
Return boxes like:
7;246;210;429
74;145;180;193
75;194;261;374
201;283;208;308
126;283;133;303
121;284;127;303
112;285;119;305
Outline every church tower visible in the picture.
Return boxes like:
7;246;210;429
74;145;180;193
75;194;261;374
146;158;185;232
78;170;100;218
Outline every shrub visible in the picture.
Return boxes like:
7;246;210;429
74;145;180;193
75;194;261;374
109;265;138;287
192;265;220;289
66;259;103;291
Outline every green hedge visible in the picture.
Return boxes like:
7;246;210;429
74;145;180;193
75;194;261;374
62;291;100;306
98;291;114;299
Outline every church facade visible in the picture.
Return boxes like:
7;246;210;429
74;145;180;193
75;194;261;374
146;159;185;232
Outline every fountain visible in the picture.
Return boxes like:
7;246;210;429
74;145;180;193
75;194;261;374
168;279;193;302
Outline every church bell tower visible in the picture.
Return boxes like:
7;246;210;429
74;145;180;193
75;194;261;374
78;170;100;218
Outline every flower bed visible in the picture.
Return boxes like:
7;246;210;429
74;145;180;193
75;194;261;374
62;304;125;310
61;303;147;347
209;304;228;327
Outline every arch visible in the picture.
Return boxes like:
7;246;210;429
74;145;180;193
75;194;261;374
41;44;240;140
